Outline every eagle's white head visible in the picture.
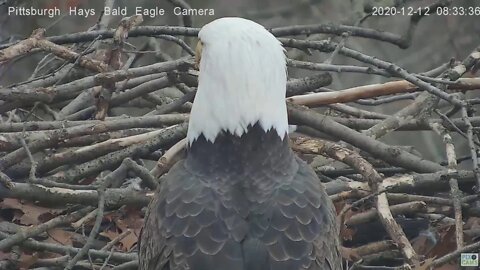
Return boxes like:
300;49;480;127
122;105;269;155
187;17;288;144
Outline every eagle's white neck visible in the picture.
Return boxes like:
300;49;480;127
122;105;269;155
187;18;288;144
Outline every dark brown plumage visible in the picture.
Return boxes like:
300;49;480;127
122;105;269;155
139;124;342;270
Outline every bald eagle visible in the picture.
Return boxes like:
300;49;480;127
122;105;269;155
139;17;342;270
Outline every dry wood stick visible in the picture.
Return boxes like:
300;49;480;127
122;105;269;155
292;137;420;265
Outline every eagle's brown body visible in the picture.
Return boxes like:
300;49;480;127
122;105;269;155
139;125;342;270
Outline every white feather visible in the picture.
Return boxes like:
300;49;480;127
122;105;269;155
187;17;288;144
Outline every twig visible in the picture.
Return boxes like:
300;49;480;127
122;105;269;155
40;124;186;184
330;116;480;132
99;248;116;270
387;193;466;207
287;58;389;76
364;46;480;139
287;103;444;173
64;188;105;269
101;229;132;251
19;137;37;181
0;171;14;189
54;35;103;86
429;122;464;248
324;32;349;65
0;29;109;73
0;114;187;132
286;74;333;96
271;24;409;48
148;90;195;115
292;137;419;265
0;231;136;262
346;201;427;226
462;106;480;192
0;207;92;251
287;78;480;106
123;158;158;190
71;209;99;229
156;35;195;56
356;93;419;106
113;260;138;270
0;23;411;50
0;119;187;172
151;138;186;179
435;109;475;146
327;103;388;119
326;170;476;196
337;47;463;106
350;240;396;257
8;129;168;178
0;58;189;107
